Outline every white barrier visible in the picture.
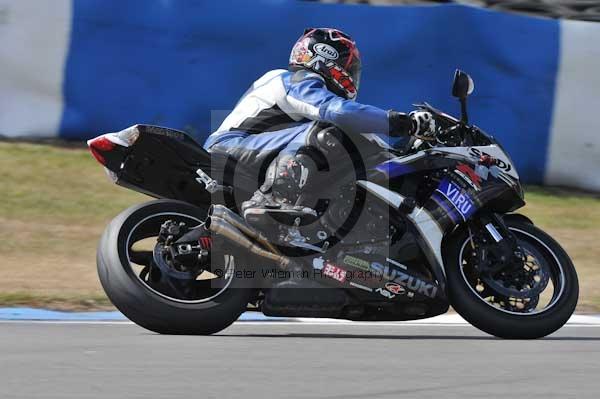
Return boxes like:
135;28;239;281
546;19;600;191
0;0;71;138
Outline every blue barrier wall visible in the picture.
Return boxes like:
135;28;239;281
2;1;598;189
59;0;559;182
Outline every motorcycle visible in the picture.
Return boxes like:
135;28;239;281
89;70;578;338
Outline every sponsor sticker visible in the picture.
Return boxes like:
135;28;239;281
146;126;185;140
469;147;512;172
343;255;371;271
437;178;476;220
313;43;339;60
385;282;405;295
323;263;347;282
312;256;325;270
375;287;395;299
371;262;438;298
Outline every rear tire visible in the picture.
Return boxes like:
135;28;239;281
97;199;256;335
444;221;578;339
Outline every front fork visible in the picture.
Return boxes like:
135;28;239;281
468;213;524;275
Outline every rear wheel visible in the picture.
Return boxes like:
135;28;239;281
445;220;578;339
97;199;256;335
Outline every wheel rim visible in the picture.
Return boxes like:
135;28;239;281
125;212;235;304
458;227;566;316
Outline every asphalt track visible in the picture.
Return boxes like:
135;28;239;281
1;321;599;399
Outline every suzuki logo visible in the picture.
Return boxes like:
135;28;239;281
370;263;438;298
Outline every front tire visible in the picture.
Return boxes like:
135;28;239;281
97;199;256;335
445;221;578;339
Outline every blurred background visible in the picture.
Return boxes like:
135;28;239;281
0;0;598;311
317;0;600;22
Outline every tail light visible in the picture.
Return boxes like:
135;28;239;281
87;125;141;166
87;136;116;165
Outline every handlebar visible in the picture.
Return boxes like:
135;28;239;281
388;102;495;155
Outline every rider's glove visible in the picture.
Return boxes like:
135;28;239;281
388;110;436;138
408;111;437;140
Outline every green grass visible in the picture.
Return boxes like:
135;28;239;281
519;187;600;312
0;141;146;307
0;141;599;311
523;186;600;229
0;142;145;225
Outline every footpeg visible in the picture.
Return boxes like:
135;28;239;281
195;168;231;194
244;206;318;227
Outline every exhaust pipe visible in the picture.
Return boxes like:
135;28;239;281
209;205;280;255
206;216;290;268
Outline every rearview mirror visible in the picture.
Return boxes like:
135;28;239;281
452;69;474;99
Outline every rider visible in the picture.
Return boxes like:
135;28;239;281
203;27;436;215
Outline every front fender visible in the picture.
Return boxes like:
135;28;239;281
502;213;534;226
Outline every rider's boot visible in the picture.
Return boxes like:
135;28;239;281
242;152;318;231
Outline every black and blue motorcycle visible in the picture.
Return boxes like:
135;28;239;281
89;70;578;338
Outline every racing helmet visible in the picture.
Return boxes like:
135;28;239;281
289;28;362;100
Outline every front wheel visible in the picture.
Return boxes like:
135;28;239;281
444;220;578;339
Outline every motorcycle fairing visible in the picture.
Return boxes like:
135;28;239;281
93;125;213;202
374;145;524;214
357;180;447;294
358;144;526;296
375;145;518;179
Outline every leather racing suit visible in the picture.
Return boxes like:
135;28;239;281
203;68;417;214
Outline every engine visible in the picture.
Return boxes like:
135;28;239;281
318;182;404;246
